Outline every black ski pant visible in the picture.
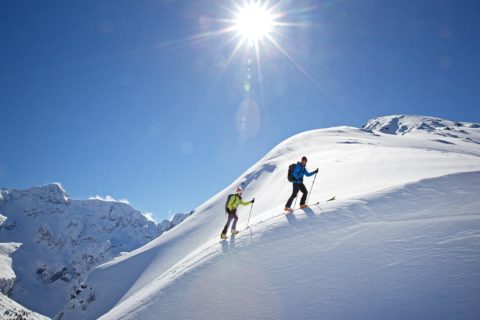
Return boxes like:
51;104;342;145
285;183;308;208
222;209;238;234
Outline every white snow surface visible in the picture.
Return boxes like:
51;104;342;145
0;241;21;295
56;115;480;320
0;293;49;320
364;114;480;138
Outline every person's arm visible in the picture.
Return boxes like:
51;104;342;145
240;198;252;206
305;168;319;177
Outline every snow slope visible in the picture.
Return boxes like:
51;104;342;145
57;115;480;320
0;240;20;295
0;293;49;320
104;172;480;320
0;217;47;320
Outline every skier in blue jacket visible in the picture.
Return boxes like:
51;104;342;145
285;156;318;212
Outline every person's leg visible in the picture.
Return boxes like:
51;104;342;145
222;214;233;235
231;213;239;231
285;184;300;208
299;183;308;205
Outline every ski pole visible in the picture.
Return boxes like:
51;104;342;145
246;199;254;228
307;172;317;204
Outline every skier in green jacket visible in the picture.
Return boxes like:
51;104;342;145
221;186;254;240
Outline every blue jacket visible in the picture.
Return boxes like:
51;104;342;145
292;162;315;184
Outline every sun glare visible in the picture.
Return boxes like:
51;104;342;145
233;1;275;43
180;0;322;95
174;0;321;137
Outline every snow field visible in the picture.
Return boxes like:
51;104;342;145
60;116;480;319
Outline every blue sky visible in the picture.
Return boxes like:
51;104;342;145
1;0;479;221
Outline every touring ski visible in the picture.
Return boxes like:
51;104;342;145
286;196;336;213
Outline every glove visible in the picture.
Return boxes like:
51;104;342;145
314;168;319;174
251;198;255;204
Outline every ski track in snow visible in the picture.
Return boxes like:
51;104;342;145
103;171;480;320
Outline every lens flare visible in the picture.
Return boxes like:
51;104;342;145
236;97;261;139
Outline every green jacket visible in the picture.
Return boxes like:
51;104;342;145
226;194;251;211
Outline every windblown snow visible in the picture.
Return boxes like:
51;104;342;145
53;115;480;320
2;115;480;319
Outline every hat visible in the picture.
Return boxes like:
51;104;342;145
236;186;243;194
301;156;308;162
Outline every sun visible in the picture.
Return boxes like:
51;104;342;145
232;1;276;44
178;0;321;91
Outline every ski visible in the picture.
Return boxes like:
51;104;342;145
285;196;336;213
288;206;313;213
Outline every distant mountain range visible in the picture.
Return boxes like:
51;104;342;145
0;184;192;318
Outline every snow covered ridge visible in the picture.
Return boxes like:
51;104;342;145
56;114;480;320
363;114;480;140
0;184;192;317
